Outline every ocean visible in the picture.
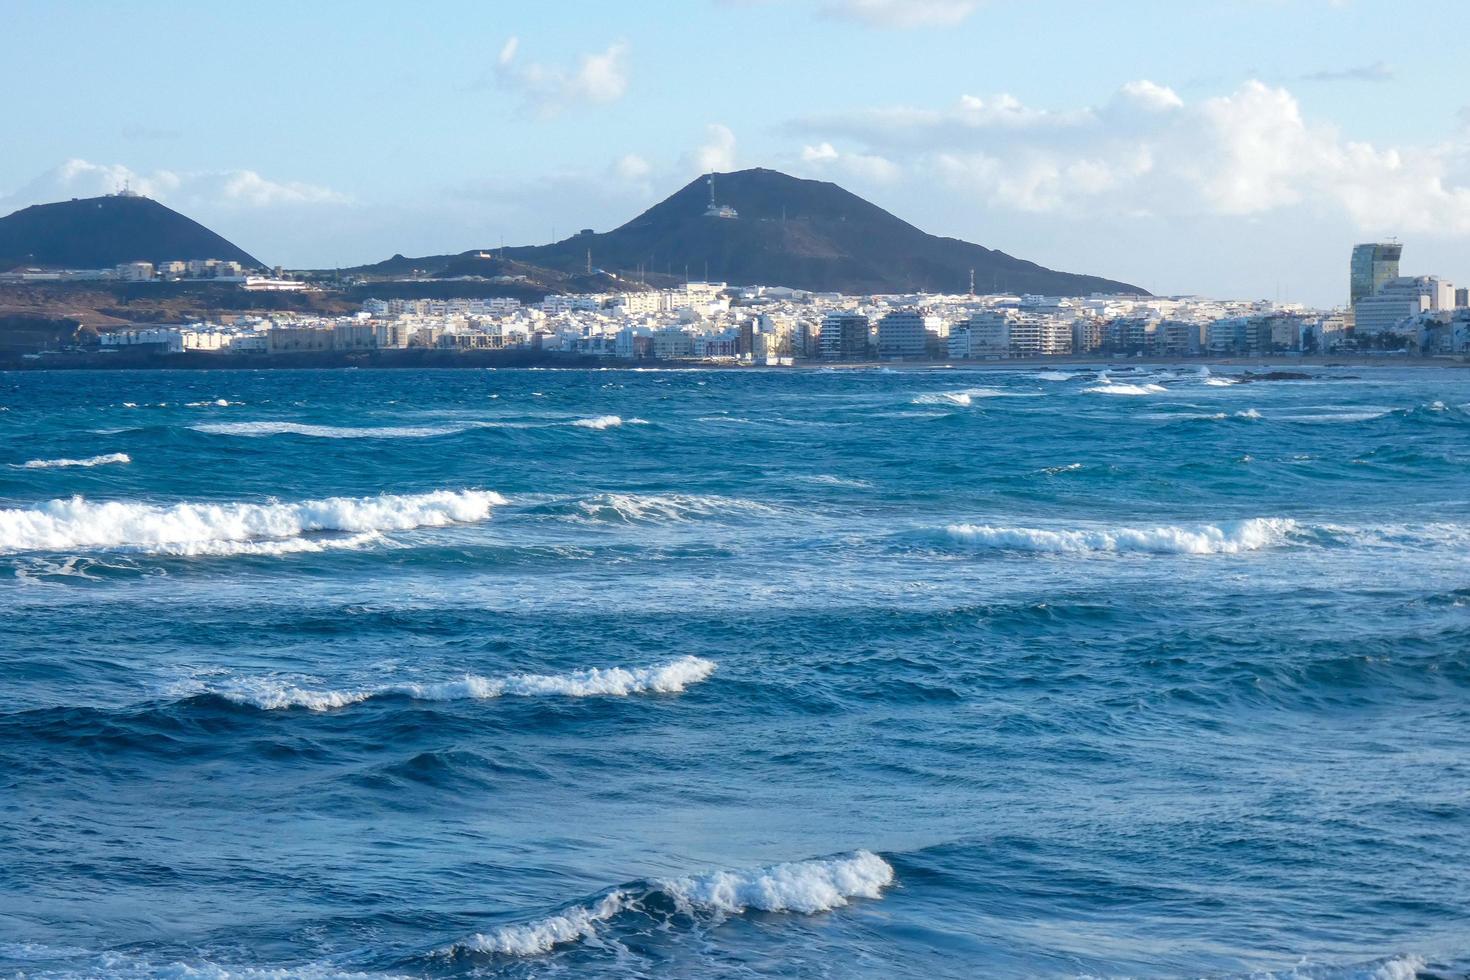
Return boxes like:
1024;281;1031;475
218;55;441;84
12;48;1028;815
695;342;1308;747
1;364;1467;979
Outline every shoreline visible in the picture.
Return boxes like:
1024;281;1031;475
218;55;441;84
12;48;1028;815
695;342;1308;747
2;352;1465;373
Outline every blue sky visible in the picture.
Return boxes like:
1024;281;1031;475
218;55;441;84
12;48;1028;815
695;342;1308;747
3;0;1467;303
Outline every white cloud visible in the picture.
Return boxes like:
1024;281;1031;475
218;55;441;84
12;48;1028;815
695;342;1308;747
1;158;347;212
690;124;738;173
1117;80;1184;112
494;36;630;117
800;142;901;183
791;79;1470;235
821;0;978;27
613;153;653;182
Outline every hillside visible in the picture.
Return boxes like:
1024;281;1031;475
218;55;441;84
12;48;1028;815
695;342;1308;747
0;194;264;270
360;168;1146;296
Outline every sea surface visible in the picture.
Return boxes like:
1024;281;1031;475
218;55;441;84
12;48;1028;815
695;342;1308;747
1;364;1468;979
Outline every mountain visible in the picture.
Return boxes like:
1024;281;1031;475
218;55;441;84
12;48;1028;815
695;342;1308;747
0;194;264;270
365;168;1145;296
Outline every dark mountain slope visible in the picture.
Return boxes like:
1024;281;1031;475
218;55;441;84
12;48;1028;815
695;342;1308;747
0;195;263;269
495;168;1146;295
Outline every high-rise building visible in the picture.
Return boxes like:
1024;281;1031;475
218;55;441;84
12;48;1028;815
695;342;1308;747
1352;275;1452;336
1349;242;1403;307
818;312;871;361
876;311;944;359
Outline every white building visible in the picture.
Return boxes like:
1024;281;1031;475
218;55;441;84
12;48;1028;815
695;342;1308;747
876;311;944;359
115;261;155;281
1354;276;1455;337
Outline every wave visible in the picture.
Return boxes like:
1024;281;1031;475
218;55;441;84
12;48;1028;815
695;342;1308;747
1243;953;1426;979
549;492;783;525
1034;371;1080;381
0;942;402;979
943;518;1297;555
0;489;504;556
911;388;1041;407
443;850;893;958
181;656;717;711
184;399;241;407
794;474;874;489
193;421;464;438
16;452;131;470
571;415;648;430
1084;380;1167;396
1204;377;1238;386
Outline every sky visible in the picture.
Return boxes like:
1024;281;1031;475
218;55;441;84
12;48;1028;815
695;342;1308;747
3;0;1467;304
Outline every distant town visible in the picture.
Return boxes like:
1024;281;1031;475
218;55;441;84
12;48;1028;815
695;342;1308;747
10;239;1453;365
1;182;1465;366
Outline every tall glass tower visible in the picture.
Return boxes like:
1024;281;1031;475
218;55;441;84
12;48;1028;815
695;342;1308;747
1349;242;1403;306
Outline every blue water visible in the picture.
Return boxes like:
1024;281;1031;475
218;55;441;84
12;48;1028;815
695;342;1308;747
1;365;1468;979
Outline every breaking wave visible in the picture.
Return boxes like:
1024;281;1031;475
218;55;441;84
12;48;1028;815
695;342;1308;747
1241;953;1427;980
0;489;505;556
185;399;242;407
943;518;1297;555
193;421;464;438
571;415;648;430
911;387;1041;406
180;656;717;711
16;452;131;469
1084;377;1167;396
548;492;784;525
442;850;893;959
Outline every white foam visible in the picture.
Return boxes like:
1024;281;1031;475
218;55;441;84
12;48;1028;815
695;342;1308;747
944;518;1296;555
1035;371;1079;381
912;387;1040;406
1247;954;1427;980
189;656;717;711
1236;408;1263;419
454;893;629;957
17;452;131;470
1204;377;1238;386
193;421;463;438
566;493;782;524
450;851;893;959
660;849;895;915
571;415;647;430
185;399;241;407
795;474;874;489
1083;380;1167;396
0;489;505;556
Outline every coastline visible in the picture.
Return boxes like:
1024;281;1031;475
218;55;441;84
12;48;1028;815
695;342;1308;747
3;350;1465;373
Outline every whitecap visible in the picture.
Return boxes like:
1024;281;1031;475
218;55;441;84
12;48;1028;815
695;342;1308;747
16;452;131;470
193;421;464;438
1244;953;1426;980
185;399;241;407
0;488;505;556
181;656;717;711
446;850;893;959
794;474;874;489
571;415;648;430
557;493;783;525
943;518;1297;555
912;387;1041;407
1083;381;1167;396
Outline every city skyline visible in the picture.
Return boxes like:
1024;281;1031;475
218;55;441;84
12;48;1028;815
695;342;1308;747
3;0;1469;305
